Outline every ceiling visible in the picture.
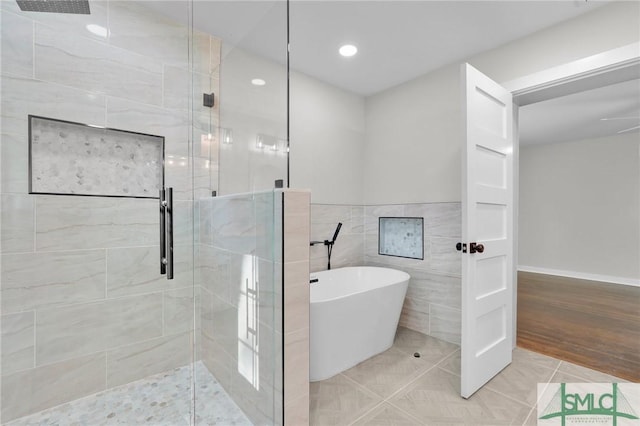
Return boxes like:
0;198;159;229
519;78;640;145
145;0;607;96
143;1;639;144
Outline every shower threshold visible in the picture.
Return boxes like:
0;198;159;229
5;361;252;426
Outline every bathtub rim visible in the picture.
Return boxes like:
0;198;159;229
310;266;410;304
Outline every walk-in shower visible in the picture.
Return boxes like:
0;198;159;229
0;0;289;424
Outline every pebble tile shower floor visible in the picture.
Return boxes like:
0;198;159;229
6;361;251;426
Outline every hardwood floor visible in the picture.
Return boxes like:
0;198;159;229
516;271;640;382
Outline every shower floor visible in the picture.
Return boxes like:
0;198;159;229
6;361;252;426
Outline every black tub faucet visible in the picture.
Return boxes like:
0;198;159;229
310;223;342;270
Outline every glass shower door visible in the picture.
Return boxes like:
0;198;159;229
0;0;198;423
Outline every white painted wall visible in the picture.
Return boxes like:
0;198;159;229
518;133;640;282
364;65;461;204
290;72;366;205
363;1;640;205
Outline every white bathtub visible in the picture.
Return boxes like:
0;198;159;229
309;266;410;382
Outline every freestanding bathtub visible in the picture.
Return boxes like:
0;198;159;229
310;266;410;382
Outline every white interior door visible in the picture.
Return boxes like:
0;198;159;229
460;63;514;399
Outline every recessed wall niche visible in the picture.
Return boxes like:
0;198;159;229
378;217;424;259
29;115;163;198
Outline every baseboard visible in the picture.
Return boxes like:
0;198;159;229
517;265;640;288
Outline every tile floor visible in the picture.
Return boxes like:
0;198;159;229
6;361;252;426
310;326;628;426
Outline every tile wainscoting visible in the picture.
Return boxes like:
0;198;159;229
310;202;461;345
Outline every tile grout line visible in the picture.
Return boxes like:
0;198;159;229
345;346;461;425
386;398;429;425
481;361;560;410
522;359;563;425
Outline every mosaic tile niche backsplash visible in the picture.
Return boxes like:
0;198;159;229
310;202;462;345
29;116;163;198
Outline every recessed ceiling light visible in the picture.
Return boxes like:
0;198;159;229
86;24;109;38
339;44;358;57
251;78;266;86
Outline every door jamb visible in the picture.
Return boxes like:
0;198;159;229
501;41;640;348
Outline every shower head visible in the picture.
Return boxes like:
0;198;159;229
331;223;343;243
16;0;90;14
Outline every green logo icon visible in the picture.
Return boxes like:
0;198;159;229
539;383;639;426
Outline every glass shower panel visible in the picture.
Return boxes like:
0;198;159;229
190;1;289;195
189;1;289;424
198;190;282;425
0;0;197;423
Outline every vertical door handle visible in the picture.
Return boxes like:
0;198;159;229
160;189;167;275
159;187;174;280
165;187;174;280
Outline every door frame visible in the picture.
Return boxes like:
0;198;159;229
500;41;640;347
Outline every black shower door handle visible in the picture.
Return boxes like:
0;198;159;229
159;187;174;280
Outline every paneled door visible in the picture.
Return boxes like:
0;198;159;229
460;63;514;398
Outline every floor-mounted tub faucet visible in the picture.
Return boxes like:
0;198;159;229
310;222;342;270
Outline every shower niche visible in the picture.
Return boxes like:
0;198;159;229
378;216;424;259
28;115;164;198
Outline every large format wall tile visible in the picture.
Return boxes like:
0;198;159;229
408;269;461;310
210;195;258;255
404;203;461;238
1;75;107;138
1;132;29;194
399;299;430;335
1;11;33;78
106;245;193;297
105;96;188;153
429;236;461;276
106;245;166;297
1;311;34;375
163;287;196;335
364;205;403;234
107;1;191;71
106;332;192;388
430;304;461;345
310;204;351;238
35;196;158;250
36;293;163;365
1;353;106;423
34;25;163;106
1;250;105;314
1;194;34;253
199;244;232;303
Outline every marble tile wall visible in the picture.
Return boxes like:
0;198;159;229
310;204;364;273
365;203;462;344
310;202;462;345
0;2;220;422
